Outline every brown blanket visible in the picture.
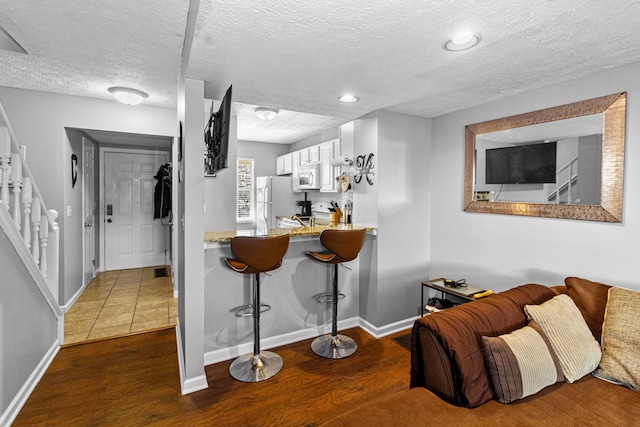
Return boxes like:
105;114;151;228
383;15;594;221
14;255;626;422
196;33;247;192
410;284;556;407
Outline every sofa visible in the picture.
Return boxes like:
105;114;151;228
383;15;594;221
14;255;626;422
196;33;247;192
321;278;640;426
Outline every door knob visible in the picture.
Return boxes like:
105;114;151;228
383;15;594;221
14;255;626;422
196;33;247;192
84;222;92;228
107;218;113;223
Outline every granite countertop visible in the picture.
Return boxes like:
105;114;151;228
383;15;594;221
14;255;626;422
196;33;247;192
204;223;374;244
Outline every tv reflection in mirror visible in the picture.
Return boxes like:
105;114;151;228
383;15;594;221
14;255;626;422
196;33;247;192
205;84;232;176
486;141;557;185
476;134;602;205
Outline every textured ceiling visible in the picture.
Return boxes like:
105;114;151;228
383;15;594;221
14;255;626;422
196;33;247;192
0;0;188;107
1;1;640;144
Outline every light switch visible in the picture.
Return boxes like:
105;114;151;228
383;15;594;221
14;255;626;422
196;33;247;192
66;205;72;217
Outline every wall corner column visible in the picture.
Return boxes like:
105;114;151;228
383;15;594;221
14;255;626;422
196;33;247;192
176;78;207;394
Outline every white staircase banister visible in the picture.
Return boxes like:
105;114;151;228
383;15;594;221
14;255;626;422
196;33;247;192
0;200;62;318
0;101;60;305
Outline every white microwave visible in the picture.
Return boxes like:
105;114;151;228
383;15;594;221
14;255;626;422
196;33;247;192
293;164;320;191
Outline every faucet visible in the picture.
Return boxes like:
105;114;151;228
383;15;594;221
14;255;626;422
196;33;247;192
290;215;308;227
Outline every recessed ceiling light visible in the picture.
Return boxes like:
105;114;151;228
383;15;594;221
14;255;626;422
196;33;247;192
443;32;482;51
253;107;279;121
108;87;148;105
338;94;359;103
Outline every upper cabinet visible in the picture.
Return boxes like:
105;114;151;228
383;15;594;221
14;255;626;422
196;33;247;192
299;145;321;166
276;152;293;175
320;139;340;192
277;138;341;190
309;145;320;163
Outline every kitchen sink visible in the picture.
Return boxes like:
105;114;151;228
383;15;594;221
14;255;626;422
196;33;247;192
277;218;307;228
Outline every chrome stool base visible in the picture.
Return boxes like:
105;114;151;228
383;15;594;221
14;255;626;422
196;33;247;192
229;351;283;383
311;334;357;359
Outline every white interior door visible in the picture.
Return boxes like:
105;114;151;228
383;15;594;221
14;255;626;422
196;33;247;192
83;138;96;286
104;151;168;270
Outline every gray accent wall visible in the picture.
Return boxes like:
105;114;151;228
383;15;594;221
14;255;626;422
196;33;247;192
0;229;57;419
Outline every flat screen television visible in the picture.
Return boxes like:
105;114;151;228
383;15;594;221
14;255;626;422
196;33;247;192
485;141;557;184
204;85;232;175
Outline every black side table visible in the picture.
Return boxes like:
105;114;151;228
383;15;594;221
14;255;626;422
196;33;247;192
421;278;486;315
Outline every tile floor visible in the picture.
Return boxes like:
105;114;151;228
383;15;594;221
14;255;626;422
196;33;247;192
64;266;177;345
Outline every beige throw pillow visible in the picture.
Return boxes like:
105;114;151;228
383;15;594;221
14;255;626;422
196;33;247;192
525;294;601;383
594;287;640;391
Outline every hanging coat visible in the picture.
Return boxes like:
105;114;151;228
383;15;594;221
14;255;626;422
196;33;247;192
154;164;171;219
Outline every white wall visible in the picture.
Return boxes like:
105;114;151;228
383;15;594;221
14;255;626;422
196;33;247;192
430;61;640;292
0;87;176;305
355;110;431;326
352;114;379;226
375;110;431;325
290;126;339;152
203;114;237;232
238;140;290;178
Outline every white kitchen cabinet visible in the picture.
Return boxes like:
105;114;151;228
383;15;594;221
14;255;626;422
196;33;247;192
309;145;320;163
291;150;301;192
320;139;340;192
299;148;309;165
276;153;293;175
277;155;285;175
292;150;300;172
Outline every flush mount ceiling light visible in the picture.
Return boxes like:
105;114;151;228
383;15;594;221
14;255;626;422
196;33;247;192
443;32;482;51
338;94;359;103
108;87;148;105
253;107;279;121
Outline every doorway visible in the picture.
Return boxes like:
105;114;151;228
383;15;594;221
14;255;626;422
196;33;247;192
100;148;170;271
65;132;175;345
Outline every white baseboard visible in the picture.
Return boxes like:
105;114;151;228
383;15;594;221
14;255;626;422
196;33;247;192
58;316;65;345
0;340;59;427
204;317;360;366
175;322;208;395
358;316;417;339
63;281;88;312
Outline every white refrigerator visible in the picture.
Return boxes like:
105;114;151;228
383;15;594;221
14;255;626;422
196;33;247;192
256;176;298;228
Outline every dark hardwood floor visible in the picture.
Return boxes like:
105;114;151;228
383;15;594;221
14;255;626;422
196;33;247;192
14;326;412;426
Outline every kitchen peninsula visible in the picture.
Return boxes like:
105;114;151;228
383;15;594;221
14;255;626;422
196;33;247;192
202;223;376;366
204;222;375;244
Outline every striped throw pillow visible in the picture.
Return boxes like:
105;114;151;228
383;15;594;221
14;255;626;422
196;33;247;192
482;321;564;403
525;294;602;383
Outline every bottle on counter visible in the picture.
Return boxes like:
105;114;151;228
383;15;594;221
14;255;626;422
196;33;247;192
342;200;352;224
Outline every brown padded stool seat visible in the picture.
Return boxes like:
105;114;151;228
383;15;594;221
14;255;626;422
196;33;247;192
225;234;289;274
306;228;366;359
224;233;290;382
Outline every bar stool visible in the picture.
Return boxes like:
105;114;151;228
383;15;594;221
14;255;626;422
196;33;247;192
224;233;290;382
306;228;367;359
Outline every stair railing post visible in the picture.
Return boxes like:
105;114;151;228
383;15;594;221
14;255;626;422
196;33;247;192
40;213;48;278
46;209;59;298
21;177;32;248
10;153;22;231
0;157;8;209
31;197;40;266
0;127;9;209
